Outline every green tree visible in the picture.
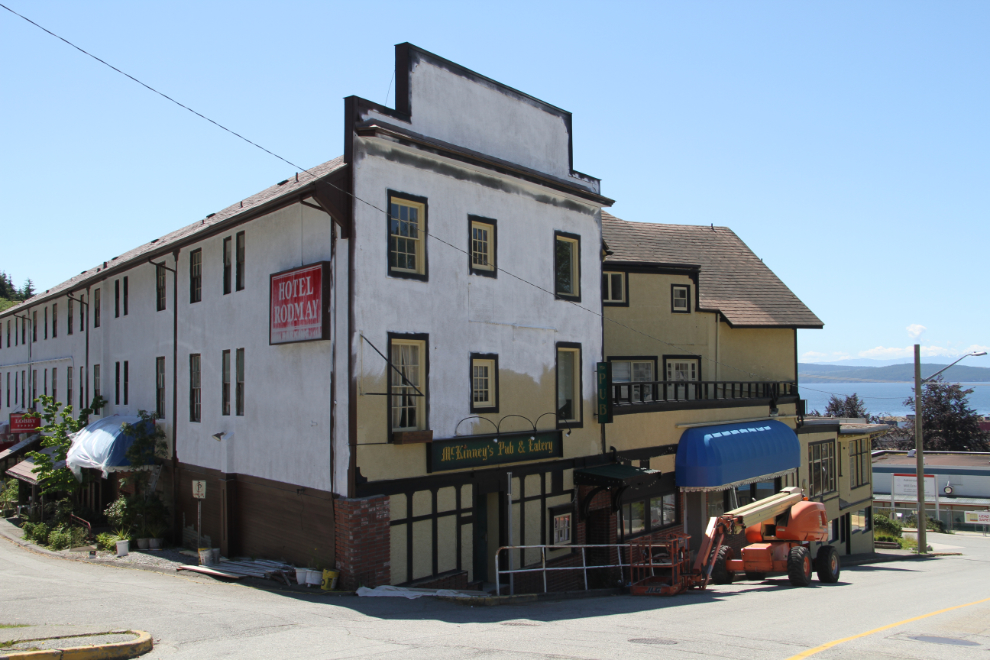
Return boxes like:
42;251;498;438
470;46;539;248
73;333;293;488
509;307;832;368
823;393;869;419
903;376;990;451
25;394;103;496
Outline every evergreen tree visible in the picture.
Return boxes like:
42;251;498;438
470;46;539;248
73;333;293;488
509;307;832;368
903;376;990;451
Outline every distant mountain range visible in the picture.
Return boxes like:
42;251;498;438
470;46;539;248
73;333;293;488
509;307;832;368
798;362;990;383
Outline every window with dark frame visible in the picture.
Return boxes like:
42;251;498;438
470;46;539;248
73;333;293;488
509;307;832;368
156;357;166;419
556;343;581;425
618;492;677;539
79;294;85;332
389;336;427;434
93;365;101;412
602;271;625;304
52;368;57;403
80;366;85;410
470;354;498;412
115;362;120;405
554;232;580;300
850;438;871;489
32;369;37;409
235;231;246;291
671;284;690;313
123;277;129;316
156;265;167;312
43;369;47;397
388;194;428;279
115;280;120;318
611;358;655;402
549;503;574;546
52;303;57;338
94;288;101;328
189;354;201;422
235;348;244;416
190;249;202;303
5;372;8;407
222;237;232;295
67;298;73;335
44;307;48;339
221;350;231;415
808;440;836;497
66;367;71;407
468;217;496;276
123;361;129;405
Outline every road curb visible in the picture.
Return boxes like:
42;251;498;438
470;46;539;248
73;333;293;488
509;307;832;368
437;587;622;606
0;630;152;660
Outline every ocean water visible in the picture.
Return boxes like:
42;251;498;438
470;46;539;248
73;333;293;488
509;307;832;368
799;382;990;417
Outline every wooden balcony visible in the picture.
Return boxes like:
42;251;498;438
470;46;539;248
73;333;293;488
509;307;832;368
609;380;799;415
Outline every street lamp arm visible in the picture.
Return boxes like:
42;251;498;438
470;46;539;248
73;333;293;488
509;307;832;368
922;351;988;384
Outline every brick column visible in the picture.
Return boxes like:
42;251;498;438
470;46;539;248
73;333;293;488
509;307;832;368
334;495;390;590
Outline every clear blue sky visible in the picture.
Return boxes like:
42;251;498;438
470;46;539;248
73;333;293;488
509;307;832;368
2;1;988;365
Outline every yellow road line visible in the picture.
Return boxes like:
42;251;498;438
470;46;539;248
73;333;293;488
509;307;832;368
785;596;990;659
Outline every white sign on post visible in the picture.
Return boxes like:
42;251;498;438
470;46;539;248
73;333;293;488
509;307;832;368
192;480;207;499
892;474;936;501
964;511;990;524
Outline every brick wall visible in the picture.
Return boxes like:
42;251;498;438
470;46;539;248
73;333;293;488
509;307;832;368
334;495;390;590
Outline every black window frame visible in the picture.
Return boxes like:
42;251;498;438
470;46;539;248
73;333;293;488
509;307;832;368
156;265;167;312
190;248;203;304
155;356;166;419
67;298;73;335
115;279;120;318
662;355;702;382
671;284;691;314
808;439;836;498
467;215;497;278
386;332;430;442
123;276;129;316
602;270;628;306
222;237;232;295
548;502;575;546
235;347;244;416
555;341;583;429
51;303;57;338
66;367;71;409
94;288;101;328
235;231;246;291
115;361;120;405
123;360;129;405
189;354;201;423
850;438;871;489
93;364;101;412
553;231;581;302
43;308;47;339
221;349;231;416
387;191;429;282
469;352;499;414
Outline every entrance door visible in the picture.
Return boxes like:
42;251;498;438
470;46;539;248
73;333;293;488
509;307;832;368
472;488;505;584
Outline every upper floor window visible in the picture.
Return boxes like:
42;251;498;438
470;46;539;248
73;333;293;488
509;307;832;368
44;307;48;339
235;231;246;291
554;232;581;301
671;284;690;313
79;294;85;332
223;237;233;295
556;343;582;426
389;335;427;434
611;358;655;401
602;271;626;304
94;288;101;328
808;440;836;498
156;265;167;312
470;354;498;413
115;280;120;318
190;249;203;303
189;354;201;422
155;357;166;419
469;217;496;277
388;193;428;279
52;304;57;338
665;356;699;382
123;277;129;316
235;348;245;416
67;298;73;335
222;349;231;415
849;438;871;489
33;312;37;342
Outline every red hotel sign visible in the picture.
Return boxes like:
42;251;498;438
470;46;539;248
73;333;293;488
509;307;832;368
10;413;41;434
270;262;331;344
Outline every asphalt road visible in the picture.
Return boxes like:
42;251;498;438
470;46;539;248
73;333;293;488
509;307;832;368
2;532;989;659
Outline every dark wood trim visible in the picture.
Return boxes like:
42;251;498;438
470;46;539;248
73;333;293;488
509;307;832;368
601;262;700;275
671;284;691;314
467;216;497;278
555;341;583;429
469;352;499;414
606;355;659;383
661;354;702;382
612;394;800;416
553;231;582;303
387;332;430;444
386;191;429;282
601;270;628;307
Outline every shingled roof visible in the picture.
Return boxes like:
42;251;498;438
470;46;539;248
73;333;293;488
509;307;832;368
602;211;822;328
0;157;345;318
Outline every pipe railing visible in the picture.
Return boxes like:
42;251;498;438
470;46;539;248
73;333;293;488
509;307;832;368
610;380;797;407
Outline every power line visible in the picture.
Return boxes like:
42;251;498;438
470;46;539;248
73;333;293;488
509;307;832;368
1;4;797;385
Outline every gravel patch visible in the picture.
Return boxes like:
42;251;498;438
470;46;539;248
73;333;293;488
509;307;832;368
79;547;192;571
3;632;137;651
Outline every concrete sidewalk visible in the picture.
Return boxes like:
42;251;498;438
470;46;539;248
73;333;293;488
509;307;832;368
0;626;152;659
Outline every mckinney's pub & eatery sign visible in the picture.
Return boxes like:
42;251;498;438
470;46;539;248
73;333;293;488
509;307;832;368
427;430;562;473
270;262;331;344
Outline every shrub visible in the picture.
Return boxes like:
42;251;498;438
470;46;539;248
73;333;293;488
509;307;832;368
47;527;73;551
21;522;51;545
104;497;132;529
905;515;946;533
96;532;117;552
873;513;903;538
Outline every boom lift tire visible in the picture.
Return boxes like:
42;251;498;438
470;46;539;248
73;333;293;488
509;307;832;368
745;572;767;581
815;545;841;583
787;546;812;587
711;545;735;584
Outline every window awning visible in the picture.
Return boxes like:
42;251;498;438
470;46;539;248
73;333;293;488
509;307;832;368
675;419;800;492
574;463;660;489
0;434;41;464
6;447;62;486
66;416;153;479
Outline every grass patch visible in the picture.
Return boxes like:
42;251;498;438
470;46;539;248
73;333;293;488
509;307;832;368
0;624;29;629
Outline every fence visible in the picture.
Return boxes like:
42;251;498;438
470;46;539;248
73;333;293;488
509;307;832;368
610;380;797;407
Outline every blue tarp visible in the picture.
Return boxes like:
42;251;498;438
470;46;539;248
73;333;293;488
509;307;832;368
66;416;154;479
675;419;800;490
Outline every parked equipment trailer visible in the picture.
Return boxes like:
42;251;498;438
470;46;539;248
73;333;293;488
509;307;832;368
630;487;840;595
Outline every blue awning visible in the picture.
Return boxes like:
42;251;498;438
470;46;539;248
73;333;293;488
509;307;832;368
675;419;800;491
66;416;155;479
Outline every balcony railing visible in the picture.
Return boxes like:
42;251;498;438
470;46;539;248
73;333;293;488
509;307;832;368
610;380;797;408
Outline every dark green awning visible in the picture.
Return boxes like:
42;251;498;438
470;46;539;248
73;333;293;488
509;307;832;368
574;464;659;489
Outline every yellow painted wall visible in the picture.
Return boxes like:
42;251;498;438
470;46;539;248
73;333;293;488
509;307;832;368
718;326;796;382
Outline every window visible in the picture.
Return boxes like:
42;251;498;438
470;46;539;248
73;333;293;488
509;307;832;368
665;357;699;382
155;357;166;419
808;440;836;497
620;501;646;536
123;277;129;316
235;231;246;291
67;298;73;335
115;362;121;405
671;284;690;313
222;350;231;415
550;505;573;546
79;294;85;332
468;217;496;277
851;507;872;532
93;365;101;412
124;361;129;405
388;193;427;278
619;493;677;538
156;265;167;312
6;320;9;347
470;354;498;412
94;288;101;328
32;370;37;409
21;370;26;408
190;249;202;303
222;237;232;295
611;358;655;402
389;336;427;433
235;348;244;416
44;307;48;339
189;354;201;422
44;369;47;397
602;271;626;304
5;372;8;407
33;311;37;342
115;280;120;318
556;343;581;425
52;303;57;338
52;368;57;403
66;368;72;409
850;438;871;489
554;232;580;300
79;366;85;410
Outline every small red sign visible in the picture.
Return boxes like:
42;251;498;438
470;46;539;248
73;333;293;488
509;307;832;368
270;262;330;345
10;413;41;434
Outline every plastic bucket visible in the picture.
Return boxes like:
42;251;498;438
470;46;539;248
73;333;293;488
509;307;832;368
321;569;339;591
306;569;322;586
198;548;215;566
115;540;129;557
295;568;307;585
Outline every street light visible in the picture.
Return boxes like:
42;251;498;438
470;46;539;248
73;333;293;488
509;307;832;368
914;346;987;554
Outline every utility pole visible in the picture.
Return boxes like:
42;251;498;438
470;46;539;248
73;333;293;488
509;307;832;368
914;344;926;555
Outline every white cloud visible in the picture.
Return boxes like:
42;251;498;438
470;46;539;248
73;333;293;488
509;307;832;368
906;324;926;339
859;346;913;360
800;351;850;363
857;345;990;360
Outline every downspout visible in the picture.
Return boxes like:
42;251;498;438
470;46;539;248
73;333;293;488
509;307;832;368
171;250;180;541
85;287;90;412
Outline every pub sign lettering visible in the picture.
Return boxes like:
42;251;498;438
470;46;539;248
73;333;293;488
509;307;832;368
427;430;563;473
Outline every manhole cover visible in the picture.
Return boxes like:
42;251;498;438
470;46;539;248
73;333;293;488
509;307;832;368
629;638;678;645
907;635;980;647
